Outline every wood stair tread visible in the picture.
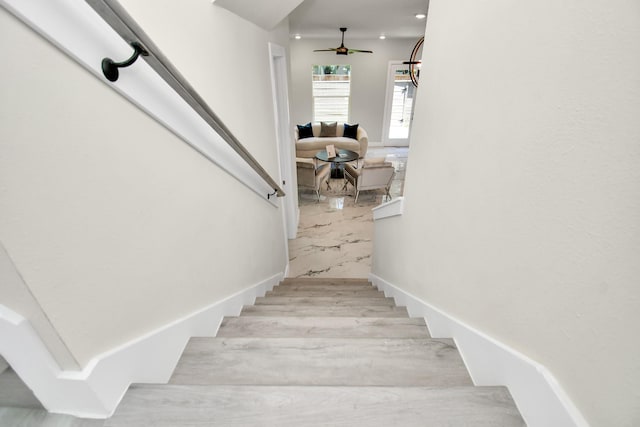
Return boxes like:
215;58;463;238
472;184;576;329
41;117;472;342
266;288;384;298
280;277;371;285
0;407;103;426
102;278;524;425
170;337;472;387
254;295;398;306
107;385;525;427
217;316;430;338
272;283;379;292
241;304;409;317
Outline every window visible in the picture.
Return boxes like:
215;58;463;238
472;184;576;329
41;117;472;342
312;65;351;123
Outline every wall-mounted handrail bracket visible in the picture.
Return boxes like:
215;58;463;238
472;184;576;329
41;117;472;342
267;189;278;200
102;41;149;82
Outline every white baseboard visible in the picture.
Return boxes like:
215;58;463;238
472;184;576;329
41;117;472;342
0;272;283;418
369;273;590;427
372;197;404;220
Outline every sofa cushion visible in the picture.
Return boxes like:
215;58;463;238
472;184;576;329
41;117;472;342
320;121;337;137
296;136;360;152
343;123;359;139
297;122;314;139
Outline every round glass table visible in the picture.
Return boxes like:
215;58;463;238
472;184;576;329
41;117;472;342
315;149;359;179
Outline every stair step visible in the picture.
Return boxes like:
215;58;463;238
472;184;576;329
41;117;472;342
255;296;397;306
266;288;384;298
280;277;371;286
97;277;523;425
274;282;377;292
0;407;103;426
241;304;409;317
217;316;430;338
170;337;472;387
107;385;525;427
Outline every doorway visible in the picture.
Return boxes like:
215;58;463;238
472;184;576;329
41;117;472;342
268;43;298;241
381;62;417;147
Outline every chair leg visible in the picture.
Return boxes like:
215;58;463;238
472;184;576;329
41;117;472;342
354;189;360;204
315;189;321;202
341;177;349;191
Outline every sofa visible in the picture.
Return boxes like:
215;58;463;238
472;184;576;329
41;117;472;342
295;122;368;158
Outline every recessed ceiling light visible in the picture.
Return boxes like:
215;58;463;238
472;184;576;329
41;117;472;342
379;34;386;40
415;13;426;19
294;34;302;40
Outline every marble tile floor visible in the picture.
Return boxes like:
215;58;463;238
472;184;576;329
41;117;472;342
288;146;408;279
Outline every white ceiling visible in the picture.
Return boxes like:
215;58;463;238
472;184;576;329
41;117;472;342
288;0;430;39
214;0;306;31
213;0;429;40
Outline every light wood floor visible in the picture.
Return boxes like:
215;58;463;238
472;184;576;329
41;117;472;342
0;278;526;426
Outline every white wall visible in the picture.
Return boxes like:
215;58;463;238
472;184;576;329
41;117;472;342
372;1;640;426
0;242;79;370
0;2;288;368
290;37;420;143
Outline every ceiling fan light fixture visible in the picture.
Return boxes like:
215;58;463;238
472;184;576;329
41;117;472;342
415;13;426;19
404;36;425;87
379;34;386;40
313;28;373;55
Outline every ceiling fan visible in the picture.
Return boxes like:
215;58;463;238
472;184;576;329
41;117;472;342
314;27;373;55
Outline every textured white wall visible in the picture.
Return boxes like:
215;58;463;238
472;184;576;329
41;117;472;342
0;3;288;367
289;37;419;143
372;1;640;426
0;242;79;370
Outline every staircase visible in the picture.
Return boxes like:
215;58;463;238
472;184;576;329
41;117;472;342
105;278;525;426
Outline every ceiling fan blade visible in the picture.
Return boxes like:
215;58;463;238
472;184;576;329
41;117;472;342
313;28;374;55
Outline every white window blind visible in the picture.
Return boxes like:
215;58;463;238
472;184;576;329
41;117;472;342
312;65;351;123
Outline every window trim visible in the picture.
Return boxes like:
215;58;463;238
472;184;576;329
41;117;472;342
311;64;351;123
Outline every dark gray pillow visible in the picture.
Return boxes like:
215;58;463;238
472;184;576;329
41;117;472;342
320;121;337;137
297;122;314;139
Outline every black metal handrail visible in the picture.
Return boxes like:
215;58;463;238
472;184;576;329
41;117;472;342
85;0;285;199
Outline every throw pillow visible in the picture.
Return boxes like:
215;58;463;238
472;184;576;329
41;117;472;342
320;121;337;137
297;122;314;139
343;123;359;139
